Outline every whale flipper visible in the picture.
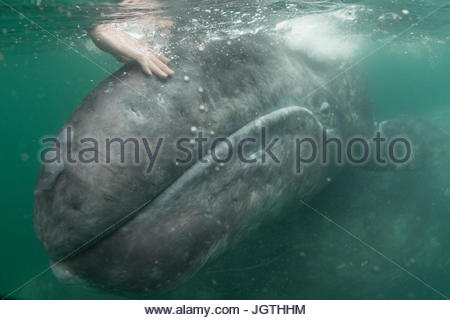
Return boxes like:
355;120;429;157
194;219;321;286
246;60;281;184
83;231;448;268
360;115;450;171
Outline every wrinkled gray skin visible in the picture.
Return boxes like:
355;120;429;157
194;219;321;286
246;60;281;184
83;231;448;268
34;31;374;295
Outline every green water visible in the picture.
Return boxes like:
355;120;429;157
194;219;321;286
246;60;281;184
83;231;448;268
1;0;450;299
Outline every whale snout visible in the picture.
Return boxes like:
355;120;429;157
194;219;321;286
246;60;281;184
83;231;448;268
34;159;225;294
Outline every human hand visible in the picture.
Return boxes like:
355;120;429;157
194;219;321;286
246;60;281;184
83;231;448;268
89;24;174;79
135;48;174;79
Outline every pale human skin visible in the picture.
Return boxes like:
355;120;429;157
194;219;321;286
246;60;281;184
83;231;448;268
89;0;175;79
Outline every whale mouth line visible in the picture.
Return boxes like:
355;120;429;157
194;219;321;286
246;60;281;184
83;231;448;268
60;187;167;262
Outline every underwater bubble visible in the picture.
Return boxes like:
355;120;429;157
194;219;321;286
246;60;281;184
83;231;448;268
199;104;209;112
210;130;215;136
184;75;190;82
402;9;410;15
20;153;30;162
198;87;204;93
190;126;198;134
444;188;450;197
198;44;206;51
227;40;232;45
320;102;330;113
372;265;381;272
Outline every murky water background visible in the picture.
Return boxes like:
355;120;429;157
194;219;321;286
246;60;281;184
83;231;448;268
1;0;450;299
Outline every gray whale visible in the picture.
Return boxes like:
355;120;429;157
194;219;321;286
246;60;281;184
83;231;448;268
34;30;376;295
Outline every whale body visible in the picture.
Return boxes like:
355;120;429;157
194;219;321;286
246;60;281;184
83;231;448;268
34;29;374;295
